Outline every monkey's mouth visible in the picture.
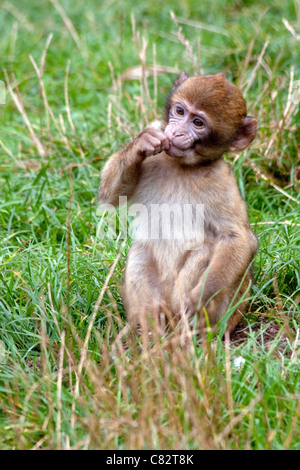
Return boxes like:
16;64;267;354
166;142;190;158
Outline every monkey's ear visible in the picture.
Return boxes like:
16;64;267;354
229;116;257;152
173;71;189;88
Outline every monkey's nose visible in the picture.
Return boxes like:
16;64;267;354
174;132;185;137
164;126;183;140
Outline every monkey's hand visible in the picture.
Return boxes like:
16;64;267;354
131;128;170;159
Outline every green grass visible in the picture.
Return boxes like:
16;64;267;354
0;0;299;450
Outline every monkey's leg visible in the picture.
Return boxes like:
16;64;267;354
123;243;169;331
189;231;255;333
191;270;252;333
173;248;252;334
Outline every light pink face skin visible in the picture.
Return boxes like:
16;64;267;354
164;99;210;158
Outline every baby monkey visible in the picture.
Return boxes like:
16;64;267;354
98;72;258;334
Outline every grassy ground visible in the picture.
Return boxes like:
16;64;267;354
0;0;299;450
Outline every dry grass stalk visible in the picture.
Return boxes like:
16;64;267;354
3;1;34;32
49;0;87;58
283;397;300;449
224;331;234;425
170;11;198;74
56;330;65;446
264;66;299;159
107;62;127;135
249;161;300;205
252;221;300;227
71;241;125;428
9;20;18;62
238;8;269;89
131;14;152;125
4;70;46;158
282;18;300;41
0;139;14;158
214;394;262;446
175;16;230;37
290;329;300;361
64;60;85;156
29;36;73;151
120;64;179;82
243;40;269;96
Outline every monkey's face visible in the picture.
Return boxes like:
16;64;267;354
163;73;257;165
164;99;213;161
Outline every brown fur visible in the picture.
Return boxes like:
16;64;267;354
98;73;258;335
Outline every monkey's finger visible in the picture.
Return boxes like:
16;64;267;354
153;130;171;149
159;134;170;151
140;142;159;157
145;136;168;155
145;129;170;150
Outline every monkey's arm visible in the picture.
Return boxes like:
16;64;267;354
98;149;143;206
98;128;169;207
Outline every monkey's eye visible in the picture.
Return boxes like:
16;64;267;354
175;106;185;116
193;117;205;128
